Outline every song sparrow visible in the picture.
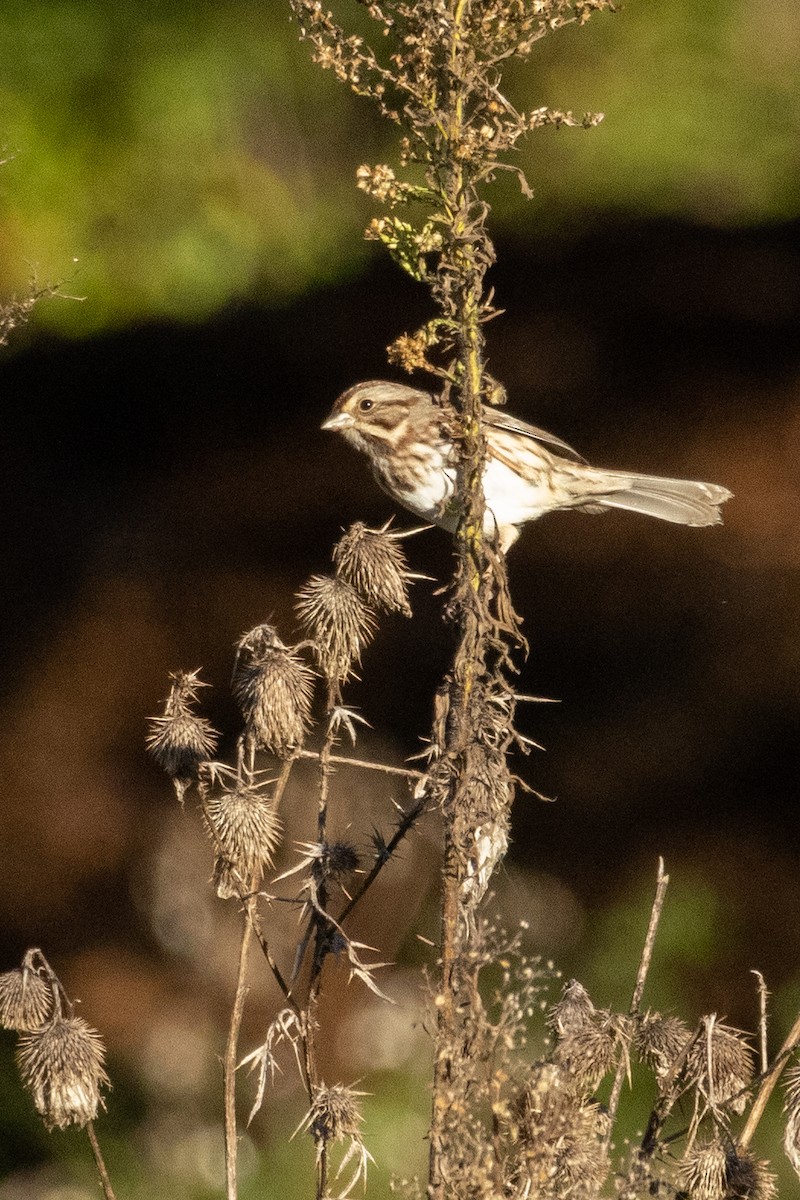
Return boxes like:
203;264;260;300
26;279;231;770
322;381;732;552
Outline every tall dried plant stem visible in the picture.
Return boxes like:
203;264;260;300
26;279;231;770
307;692;338;1200
86;1120;117;1200
601;857;670;1171
221;757;298;1199
224;902;255;1200
428;5;497;1195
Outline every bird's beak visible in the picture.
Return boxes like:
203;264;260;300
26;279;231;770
321;411;353;431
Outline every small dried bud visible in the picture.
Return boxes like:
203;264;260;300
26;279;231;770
205;784;282;898
233;624;314;757
549;981;627;1092
687;1021;754;1114
307;1082;364;1145
147;669;218;801
332;522;413;616
724;1150;777;1200
550;979;596;1037
295;575;376;685
387;329;435;373
321;840;360;881
634;1010;691;1082
678;1138;727;1200
0;967;52;1031
356;162;399;203
16;1015;110;1130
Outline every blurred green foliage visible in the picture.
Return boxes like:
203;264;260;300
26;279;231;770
1;0;797;336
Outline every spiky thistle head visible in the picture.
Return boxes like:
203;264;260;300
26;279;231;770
233;624;315;757
634;1010;691;1084
295;574;376;686
147;669;218;802
332;521;414;616
204;782;282;899
548;980;627;1093
686;1020;754;1114
16;1014;110;1131
0;966;52;1032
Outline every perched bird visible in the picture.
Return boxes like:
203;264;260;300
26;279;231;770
322;381;732;552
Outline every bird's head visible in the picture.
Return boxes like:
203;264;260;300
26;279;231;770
322;381;436;453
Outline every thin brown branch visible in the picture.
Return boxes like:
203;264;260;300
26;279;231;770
296;747;422;780
86;1121;117;1200
224;900;255;1200
336;794;428;926
603;858;670;1161
640;1024;703;1158
752;969;769;1076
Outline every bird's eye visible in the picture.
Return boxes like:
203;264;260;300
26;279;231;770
358;397;374;413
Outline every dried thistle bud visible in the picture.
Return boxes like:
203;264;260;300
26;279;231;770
0;967;52;1031
687;1021;754;1114
783;1064;800;1180
321;840;360;882
548;979;626;1092
634;1010;691;1083
549;979;596;1037
147;669;218;802
295;575;376;685
16;1015;110;1131
205;783;282;899
723;1150;777;1200
332;522;413;616
297;1082;373;1195
233;624;314;757
308;1082;364;1144
678;1138;727;1200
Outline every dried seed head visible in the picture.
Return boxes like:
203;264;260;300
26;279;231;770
307;1082;364;1144
205;784;282;898
332;522;413;616
550;979;596;1037
549;981;626;1092
322;840;361;881
783;1064;800;1180
678;1138;727;1200
16;1015;110;1130
295;574;376;684
723;1150;777;1200
554;1011;625;1093
0;967;52;1031
634;1010;691;1082
233;624;314;757
147;669;218;801
511;1064;608;1194
687;1021;754;1114
297;1082;374;1194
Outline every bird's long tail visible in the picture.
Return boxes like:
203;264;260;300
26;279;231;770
577;469;733;526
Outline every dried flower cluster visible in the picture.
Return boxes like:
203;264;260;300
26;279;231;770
291;0;611;377
0;950;110;1138
146;521;426;1195
146;668;219;801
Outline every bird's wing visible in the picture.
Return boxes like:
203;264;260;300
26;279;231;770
481;405;586;463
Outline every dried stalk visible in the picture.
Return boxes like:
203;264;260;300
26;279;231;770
602;857;670;1164
86;1121;117;1200
224;887;256;1200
